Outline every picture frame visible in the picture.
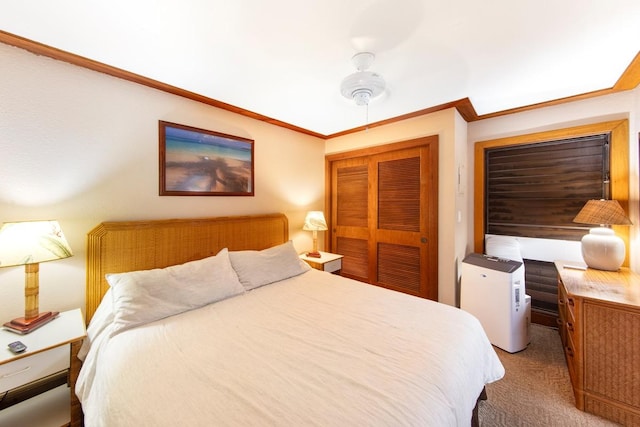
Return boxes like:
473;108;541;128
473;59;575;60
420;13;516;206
159;121;254;196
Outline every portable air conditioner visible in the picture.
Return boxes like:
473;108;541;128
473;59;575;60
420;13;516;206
460;253;530;353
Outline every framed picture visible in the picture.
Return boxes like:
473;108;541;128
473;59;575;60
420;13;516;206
159;121;254;196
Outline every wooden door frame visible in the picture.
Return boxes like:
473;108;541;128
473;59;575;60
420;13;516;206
473;119;630;266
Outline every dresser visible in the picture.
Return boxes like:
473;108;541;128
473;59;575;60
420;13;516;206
555;261;640;426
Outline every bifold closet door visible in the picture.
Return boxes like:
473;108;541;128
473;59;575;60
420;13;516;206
331;157;370;283
330;142;438;300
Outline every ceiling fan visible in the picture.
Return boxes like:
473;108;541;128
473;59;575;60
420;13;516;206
340;52;386;106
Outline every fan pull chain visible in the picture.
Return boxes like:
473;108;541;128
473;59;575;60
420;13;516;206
365;103;369;131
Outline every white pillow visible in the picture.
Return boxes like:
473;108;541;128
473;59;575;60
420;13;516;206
229;241;310;291
107;248;244;336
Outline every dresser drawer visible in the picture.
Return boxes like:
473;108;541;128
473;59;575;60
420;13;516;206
564;304;577;341
323;259;342;273
558;282;568;345
0;345;69;393
564;328;577;382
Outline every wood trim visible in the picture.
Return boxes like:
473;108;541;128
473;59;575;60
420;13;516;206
326;98;477;138
328;53;639;132
475;87;623;122
614;51;640;91
469;52;640;122
0;30;324;140
474;120;630;265
4;30;636;139
325;135;439;162
531;310;559;328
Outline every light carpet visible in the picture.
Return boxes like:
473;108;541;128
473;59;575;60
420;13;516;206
478;324;620;426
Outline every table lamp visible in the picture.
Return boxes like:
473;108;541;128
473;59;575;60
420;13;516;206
303;211;328;258
0;220;73;333
572;199;631;271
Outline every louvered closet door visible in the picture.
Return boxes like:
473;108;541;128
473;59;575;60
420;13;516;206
371;147;436;299
331;157;370;283
331;143;437;300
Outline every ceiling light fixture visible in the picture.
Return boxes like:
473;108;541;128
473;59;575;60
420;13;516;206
340;52;386;106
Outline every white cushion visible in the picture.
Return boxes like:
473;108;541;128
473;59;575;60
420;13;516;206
229;241;310;291
107;248;244;336
485;235;523;262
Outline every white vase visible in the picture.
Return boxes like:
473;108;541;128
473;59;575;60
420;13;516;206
581;227;625;271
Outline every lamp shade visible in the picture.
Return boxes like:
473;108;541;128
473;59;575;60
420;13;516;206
302;211;328;231
0;220;73;332
572;200;631;271
0;220;73;267
572;199;632;226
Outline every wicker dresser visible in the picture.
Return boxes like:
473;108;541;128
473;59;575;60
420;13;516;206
556;261;640;426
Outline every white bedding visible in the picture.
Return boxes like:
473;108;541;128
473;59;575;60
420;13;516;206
77;269;504;427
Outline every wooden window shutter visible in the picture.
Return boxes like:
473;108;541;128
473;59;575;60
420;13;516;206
485;134;610;240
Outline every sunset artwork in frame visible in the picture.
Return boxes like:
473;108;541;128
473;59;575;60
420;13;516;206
159;121;254;196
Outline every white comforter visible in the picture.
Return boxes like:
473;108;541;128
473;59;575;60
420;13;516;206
77;269;504;427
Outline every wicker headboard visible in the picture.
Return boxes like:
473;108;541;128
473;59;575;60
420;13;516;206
85;213;289;323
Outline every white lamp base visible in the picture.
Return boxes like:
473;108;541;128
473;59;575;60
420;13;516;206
581;227;625;271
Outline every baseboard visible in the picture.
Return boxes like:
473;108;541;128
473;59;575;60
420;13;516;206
532;310;559;328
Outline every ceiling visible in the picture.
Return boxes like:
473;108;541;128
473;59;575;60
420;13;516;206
1;1;639;137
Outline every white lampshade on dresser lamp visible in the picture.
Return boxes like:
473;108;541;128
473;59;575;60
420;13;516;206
572;200;631;271
303;211;328;258
0;220;73;333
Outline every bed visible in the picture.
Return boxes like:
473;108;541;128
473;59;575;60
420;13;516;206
76;213;504;426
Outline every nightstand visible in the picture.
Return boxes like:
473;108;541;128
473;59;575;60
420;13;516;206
0;308;86;427
300;251;344;273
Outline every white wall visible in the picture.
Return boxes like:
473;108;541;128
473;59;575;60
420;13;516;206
325;87;640;307
326;108;467;306
0;42;326;321
468;87;640;271
2;40;636;324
